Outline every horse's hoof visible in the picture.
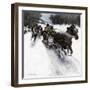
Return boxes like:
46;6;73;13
68;54;72;56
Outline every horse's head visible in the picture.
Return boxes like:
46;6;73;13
67;25;79;40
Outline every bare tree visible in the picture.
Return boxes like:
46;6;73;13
23;11;41;28
50;13;80;26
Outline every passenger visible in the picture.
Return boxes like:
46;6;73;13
37;25;43;38
44;24;51;32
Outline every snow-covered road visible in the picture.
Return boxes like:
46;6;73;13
24;26;81;79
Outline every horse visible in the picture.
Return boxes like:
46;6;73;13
52;24;79;56
31;24;43;42
41;24;79;57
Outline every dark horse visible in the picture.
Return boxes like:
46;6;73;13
41;24;79;56
52;24;79;56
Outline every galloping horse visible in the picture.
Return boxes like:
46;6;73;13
52;24;79;56
41;24;79;57
30;24;79;57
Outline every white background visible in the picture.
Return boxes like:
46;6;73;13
0;0;89;90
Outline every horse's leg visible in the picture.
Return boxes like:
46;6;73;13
55;48;61;58
31;32;34;40
67;48;69;55
59;47;67;59
33;34;37;42
61;47;67;55
66;46;70;55
68;40;73;55
63;49;67;55
57;50;61;58
69;46;73;55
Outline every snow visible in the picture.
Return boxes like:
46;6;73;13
24;24;81;79
41;13;52;24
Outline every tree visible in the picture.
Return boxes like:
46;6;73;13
49;13;80;26
23;11;41;28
